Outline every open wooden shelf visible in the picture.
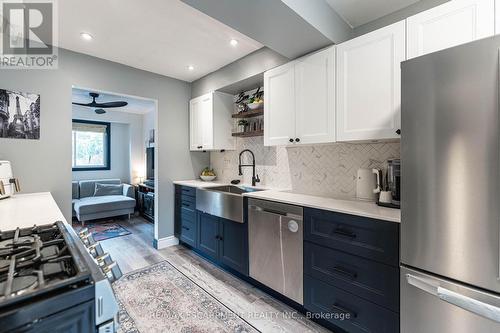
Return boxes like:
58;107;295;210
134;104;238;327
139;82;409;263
232;108;264;118
232;130;264;138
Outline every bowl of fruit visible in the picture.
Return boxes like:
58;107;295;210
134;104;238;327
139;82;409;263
200;167;216;181
247;97;263;110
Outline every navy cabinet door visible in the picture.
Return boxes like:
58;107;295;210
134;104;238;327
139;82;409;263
197;212;219;260
219;218;248;275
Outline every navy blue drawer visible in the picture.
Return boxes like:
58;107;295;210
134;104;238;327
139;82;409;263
304;208;399;266
304;241;399;312
180;217;196;247
178;186;196;197
304;275;399;333
180;197;195;210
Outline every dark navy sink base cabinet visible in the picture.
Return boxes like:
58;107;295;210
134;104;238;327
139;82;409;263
175;186;400;333
174;185;249;276
303;208;400;333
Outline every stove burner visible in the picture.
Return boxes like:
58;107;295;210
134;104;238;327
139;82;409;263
0;223;78;300
0;275;39;296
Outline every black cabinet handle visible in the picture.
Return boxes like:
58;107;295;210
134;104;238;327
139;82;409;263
332;228;356;239
215;235;224;241
295;138;300;142
181;203;191;207
181;226;190;231
289;138;294;143
332;303;357;318
197;145;203;149
332;266;358;279
396;129;401;135
215;235;219;240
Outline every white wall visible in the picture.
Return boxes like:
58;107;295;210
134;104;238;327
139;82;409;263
0;48;208;240
72;106;145;184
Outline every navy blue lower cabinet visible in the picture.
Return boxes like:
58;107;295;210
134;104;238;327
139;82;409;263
304;241;399;312
304;208;399;267
304;276;399;333
175;185;198;246
195;212;249;276
219;218;249;275
196;212;219;261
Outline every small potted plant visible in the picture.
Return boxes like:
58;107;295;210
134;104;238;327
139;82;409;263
237;119;249;132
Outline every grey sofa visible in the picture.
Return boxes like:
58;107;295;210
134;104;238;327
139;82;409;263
72;179;135;225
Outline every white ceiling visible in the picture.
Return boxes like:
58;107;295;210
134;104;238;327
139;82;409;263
326;0;421;28
72;88;156;115
58;0;263;82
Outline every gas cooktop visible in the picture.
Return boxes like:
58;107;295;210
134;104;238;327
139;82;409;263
0;222;91;307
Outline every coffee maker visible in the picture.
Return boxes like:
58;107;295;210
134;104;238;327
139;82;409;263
377;159;400;209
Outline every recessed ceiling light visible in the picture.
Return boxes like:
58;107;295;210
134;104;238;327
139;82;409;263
187;65;195;71
80;32;93;41
230;39;238;47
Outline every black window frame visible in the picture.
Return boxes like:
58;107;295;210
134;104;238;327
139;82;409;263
72;119;111;171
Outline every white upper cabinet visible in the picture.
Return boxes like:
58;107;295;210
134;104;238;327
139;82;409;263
264;46;335;146
407;0;495;59
336;21;405;142
264;62;296;146
189;92;234;151
295;47;336;145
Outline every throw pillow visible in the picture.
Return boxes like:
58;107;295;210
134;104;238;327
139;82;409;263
94;183;123;197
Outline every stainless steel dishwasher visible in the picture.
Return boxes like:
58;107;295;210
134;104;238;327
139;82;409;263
248;198;303;304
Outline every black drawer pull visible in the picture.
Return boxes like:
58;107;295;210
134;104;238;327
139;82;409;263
332;303;357;318
181;226;190;231
332;266;358;279
332;228;356;239
182;202;191;207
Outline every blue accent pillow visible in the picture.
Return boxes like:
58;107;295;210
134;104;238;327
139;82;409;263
94;183;123;197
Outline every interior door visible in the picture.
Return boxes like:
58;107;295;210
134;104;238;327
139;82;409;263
407;0;495;59
336;20;405;142
264;62;296;146
295;46;335;145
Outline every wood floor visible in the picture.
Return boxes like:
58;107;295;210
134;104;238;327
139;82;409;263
76;216;331;333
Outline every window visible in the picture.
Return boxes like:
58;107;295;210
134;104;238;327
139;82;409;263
72;120;110;171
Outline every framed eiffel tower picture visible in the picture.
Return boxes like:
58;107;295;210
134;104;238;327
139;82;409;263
0;89;40;140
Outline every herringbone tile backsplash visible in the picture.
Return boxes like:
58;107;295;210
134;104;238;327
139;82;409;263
210;137;400;199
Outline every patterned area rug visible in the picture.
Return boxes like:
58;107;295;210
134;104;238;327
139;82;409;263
81;221;131;241
114;261;258;333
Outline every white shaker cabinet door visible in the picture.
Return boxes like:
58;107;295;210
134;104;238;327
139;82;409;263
264;62;296;146
336;21;405;142
294;46;335;145
407;0;494;59
189;93;213;151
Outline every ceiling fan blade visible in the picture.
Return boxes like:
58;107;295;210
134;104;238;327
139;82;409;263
95;101;128;108
72;102;97;107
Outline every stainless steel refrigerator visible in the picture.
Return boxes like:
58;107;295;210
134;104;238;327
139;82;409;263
401;35;500;332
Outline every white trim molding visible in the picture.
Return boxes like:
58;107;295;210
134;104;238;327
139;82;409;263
153;236;179;249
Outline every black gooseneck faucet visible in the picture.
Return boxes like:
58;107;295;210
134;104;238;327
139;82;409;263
238;149;260;186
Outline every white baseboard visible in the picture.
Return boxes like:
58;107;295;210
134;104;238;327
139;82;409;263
154;236;179;249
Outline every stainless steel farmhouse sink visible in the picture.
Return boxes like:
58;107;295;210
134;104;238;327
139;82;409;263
196;185;265;223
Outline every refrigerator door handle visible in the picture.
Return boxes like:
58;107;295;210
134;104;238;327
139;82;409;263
437;287;500;323
406;274;500;323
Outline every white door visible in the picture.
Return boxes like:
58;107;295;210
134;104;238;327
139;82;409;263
295;46;335;145
198;93;213;150
407;0;495;59
264;62;296;146
189;93;213;151
336;21;405;142
189;96;202;150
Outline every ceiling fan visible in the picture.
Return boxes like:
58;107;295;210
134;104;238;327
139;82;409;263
72;92;128;108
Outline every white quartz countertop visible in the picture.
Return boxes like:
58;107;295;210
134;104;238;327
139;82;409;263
173;180;400;223
0;192;66;230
